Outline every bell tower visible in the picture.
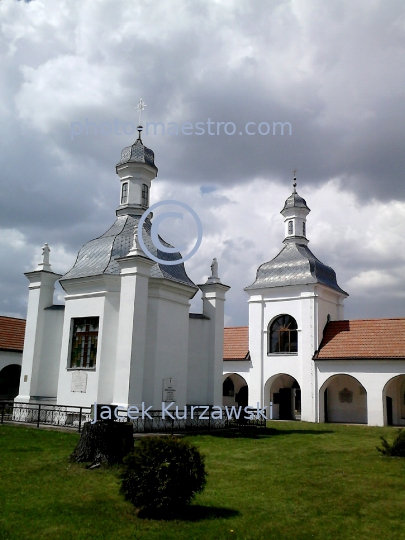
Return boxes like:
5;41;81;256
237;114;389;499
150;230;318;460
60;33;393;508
281;173;310;246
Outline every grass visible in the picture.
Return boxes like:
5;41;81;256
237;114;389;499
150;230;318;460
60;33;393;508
1;422;405;539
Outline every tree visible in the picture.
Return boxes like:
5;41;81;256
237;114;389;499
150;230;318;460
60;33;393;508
70;420;134;466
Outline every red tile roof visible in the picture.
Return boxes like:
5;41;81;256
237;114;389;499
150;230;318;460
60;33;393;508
0;316;26;352
224;326;250;361
315;318;405;359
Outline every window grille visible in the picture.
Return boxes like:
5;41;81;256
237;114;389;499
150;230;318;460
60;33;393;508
69;317;99;369
268;314;298;353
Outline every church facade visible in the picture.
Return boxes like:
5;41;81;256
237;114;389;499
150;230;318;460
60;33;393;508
15;129;229;411
222;181;405;427
2;130;404;427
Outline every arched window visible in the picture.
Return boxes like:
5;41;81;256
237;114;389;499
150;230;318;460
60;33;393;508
223;377;235;397
121;182;128;204
288;221;293;234
142;184;149;206
268;314;298;353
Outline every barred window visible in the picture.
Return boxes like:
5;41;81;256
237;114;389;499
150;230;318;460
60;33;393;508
142;184;149;206
69;317;99;369
121;182;128;204
288;221;293;235
268;314;298;353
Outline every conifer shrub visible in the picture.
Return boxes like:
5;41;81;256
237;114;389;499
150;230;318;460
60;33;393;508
120;436;206;513
377;429;405;457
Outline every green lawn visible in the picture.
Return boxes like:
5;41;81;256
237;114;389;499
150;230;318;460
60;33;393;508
1;422;405;540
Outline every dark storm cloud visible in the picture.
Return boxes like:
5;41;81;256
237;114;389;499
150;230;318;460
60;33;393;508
0;0;404;320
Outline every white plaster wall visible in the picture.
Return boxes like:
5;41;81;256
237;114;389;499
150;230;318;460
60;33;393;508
96;293;120;404
249;287;309;414
16;271;61;403
0;350;22;372
33;308;64;399
144;283;192;409
322;374;367;424
316;286;343;346
56;295;107;407
247;297;263;407
187;318;211;404
246;283;347;423
317;360;405;426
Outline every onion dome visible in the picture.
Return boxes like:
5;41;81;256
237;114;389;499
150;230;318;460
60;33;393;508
116;126;158;172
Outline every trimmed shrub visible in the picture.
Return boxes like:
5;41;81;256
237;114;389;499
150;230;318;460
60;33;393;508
377;429;405;457
120;436;206;512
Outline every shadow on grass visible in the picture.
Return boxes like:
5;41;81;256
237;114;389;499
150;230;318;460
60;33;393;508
137;504;240;521
206;427;334;439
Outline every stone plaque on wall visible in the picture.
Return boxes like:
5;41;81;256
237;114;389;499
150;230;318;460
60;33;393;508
162;377;177;402
71;371;88;393
339;387;353;403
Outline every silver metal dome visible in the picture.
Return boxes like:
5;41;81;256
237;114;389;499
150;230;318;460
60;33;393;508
61;215;196;289
116;138;158;172
245;242;347;294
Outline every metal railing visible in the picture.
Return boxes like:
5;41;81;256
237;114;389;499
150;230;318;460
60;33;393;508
0;402;92;432
1;402;266;434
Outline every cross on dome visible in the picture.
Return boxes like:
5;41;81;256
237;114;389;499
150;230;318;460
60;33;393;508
135;98;147;127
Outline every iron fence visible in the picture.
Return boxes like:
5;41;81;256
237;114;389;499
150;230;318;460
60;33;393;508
0;402;92;432
0;401;266;434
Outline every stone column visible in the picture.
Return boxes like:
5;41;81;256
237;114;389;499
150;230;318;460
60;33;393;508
16;245;61;402
199;266;230;406
112;232;154;408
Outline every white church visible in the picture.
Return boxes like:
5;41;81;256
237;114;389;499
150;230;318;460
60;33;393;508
222;181;405;427
13;127;229;412
1;129;405;426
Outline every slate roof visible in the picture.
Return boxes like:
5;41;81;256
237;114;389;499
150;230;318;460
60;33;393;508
223;326;250;361
315;319;405;359
282;191;310;211
245;242;348;294
61;215;197;290
116;138;158;171
0;316;26;352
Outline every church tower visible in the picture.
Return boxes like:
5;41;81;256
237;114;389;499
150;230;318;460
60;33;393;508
244;176;348;422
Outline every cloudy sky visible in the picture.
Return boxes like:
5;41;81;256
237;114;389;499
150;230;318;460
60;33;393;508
1;0;404;326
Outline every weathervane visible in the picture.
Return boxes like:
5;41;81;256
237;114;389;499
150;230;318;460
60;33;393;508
135;98;147;127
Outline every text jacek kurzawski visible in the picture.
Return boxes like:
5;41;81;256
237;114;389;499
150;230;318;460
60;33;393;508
91;402;273;423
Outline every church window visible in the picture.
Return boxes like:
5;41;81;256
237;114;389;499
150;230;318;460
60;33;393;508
288;221;293;235
121;182;128;204
142;184;149;206
268;314;298;354
223;377;235;397
69;317;99;369
303;222;306;236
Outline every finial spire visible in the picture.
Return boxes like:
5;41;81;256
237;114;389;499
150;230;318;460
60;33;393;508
36;243;52;271
293;169;297;193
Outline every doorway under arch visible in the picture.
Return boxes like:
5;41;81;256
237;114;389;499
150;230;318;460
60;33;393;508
0;364;21;400
320;374;367;424
383;375;405;426
222;373;248;408
265;373;301;420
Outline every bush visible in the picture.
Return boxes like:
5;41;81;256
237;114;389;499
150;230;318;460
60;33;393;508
120;436;207;513
377;429;405;457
